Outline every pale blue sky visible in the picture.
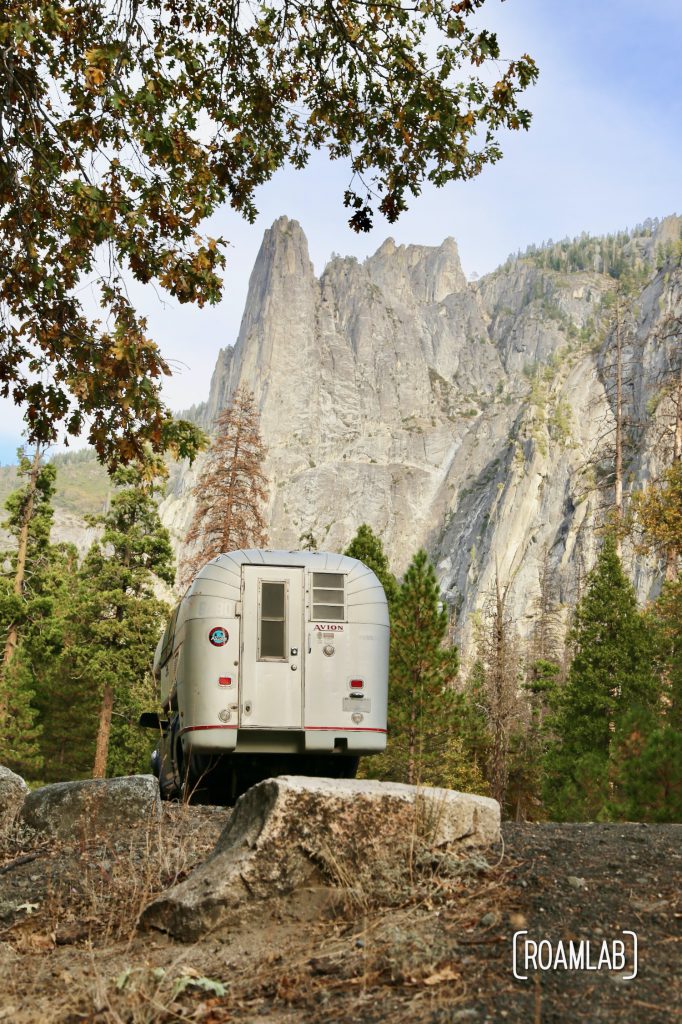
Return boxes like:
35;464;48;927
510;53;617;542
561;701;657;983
1;0;680;464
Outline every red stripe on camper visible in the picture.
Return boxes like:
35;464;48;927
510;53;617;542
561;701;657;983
305;726;387;733
178;724;238;737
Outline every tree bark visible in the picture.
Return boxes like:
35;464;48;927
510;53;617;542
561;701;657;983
407;699;416;787
92;684;114;778
489;575;511;807
220;434;241;552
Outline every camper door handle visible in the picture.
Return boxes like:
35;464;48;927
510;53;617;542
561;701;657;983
308;632;311;654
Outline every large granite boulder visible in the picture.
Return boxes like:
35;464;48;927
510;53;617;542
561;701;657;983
0;766;29;834
140;775;500;940
21;775;161;840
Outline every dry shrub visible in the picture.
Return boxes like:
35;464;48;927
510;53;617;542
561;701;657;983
0;805;228;948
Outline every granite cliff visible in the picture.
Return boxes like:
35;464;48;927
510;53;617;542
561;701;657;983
128;217;682;650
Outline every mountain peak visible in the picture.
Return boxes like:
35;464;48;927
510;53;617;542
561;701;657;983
366;233;466;303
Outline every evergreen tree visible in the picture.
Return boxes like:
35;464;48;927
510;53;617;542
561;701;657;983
609;578;682;821
544;536;655;820
181;387;268;586
30;543;98;782
0;447;58;776
366;550;460;787
610;718;682;823
77;467;175;778
298;529;318;551
1;447;55;674
0;657;43;779
344;524;398;605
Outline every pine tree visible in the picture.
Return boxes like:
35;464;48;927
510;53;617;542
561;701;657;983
0;447;57;776
181;387;268;586
344;524;398;605
30;543;98;782
0;657;44;779
298;530;318;551
366;550;460;786
1;447;55;676
544;536;655;820
78;467;175;778
609;578;682;821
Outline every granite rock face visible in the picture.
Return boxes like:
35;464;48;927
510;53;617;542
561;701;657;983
0;766;29;834
140;775;500;939
21;775;161;839
159;216;682;655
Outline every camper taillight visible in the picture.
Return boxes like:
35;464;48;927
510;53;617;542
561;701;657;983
350;679;364;689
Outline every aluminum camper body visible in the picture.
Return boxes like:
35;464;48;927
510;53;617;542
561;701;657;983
150;550;388;797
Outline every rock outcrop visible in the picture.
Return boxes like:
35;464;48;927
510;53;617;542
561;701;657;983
158;215;681;655
21;775;161;839
0;766;29;834
140;775;500;939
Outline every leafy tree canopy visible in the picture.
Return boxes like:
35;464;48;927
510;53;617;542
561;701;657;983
633;462;682;574
1;0;537;466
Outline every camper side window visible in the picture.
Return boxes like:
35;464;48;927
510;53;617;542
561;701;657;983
312;572;345;621
259;581;287;660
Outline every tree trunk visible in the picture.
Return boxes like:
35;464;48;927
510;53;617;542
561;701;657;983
489;575;511;808
92;684;114;778
221;434;241;552
407;701;416;787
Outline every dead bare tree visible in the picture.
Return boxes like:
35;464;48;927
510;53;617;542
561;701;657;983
180;387;269;587
475;572;524;807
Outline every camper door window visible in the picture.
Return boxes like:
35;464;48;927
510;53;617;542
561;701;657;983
259;580;288;660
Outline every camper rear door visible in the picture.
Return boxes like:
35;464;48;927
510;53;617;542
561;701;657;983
240;565;304;729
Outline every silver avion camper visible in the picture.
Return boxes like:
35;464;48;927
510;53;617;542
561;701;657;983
146;550;389;801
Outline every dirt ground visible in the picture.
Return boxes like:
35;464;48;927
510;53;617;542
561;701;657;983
0;807;679;1024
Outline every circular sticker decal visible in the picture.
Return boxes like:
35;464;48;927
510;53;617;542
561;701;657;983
208;626;229;647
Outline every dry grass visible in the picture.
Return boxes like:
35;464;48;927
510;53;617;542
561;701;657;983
0;805;227;952
0;799;512;1024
